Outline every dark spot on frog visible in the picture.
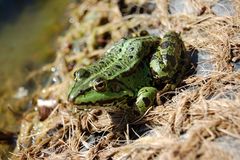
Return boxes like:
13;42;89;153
129;47;134;52
111;82;121;92
151;54;157;59
107;72;112;76
92;68;97;72
99;61;105;64
142;97;151;107
74;69;90;79
119;48;122;52
115;64;122;69
129;55;134;59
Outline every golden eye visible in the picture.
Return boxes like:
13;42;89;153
93;78;106;91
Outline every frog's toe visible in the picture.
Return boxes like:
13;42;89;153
136;87;157;114
142;97;151;107
136;97;152;113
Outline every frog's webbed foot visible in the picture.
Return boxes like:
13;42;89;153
135;87;157;114
156;69;186;105
156;83;177;105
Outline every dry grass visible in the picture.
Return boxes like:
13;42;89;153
12;0;240;159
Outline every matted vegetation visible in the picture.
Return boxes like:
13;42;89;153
12;0;240;159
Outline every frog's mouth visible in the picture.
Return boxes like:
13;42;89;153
68;79;135;104
72;89;134;104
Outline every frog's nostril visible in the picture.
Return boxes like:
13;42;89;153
68;94;75;102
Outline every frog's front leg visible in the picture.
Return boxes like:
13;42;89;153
135;87;158;114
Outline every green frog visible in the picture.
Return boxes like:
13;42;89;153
68;32;189;114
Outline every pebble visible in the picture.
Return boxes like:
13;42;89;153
211;0;235;16
169;0;205;16
214;136;240;160
191;50;215;77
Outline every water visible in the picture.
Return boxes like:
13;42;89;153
0;0;70;158
0;0;69;93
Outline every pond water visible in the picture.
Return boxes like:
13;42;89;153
0;0;70;157
0;0;69;94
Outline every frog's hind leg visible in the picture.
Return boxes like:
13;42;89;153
155;78;179;105
156;56;191;105
136;87;158;114
151;32;190;105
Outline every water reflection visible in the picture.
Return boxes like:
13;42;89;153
0;0;69;158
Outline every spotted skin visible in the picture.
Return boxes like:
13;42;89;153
136;87;157;113
150;32;185;83
68;31;189;114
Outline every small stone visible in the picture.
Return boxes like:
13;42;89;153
214;136;240;160
14;87;28;99
233;62;240;72
191;50;215;77
169;0;205;16
211;0;235;16
37;98;57;108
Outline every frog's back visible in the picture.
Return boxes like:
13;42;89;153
87;36;160;80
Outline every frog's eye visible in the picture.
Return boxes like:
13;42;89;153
74;69;90;80
93;78;106;92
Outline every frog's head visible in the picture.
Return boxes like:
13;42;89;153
68;68;134;104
